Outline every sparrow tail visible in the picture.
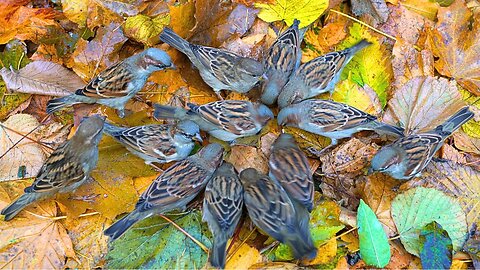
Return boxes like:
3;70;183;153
1;193;39;221
159;28;191;55
374;122;405;138
46;95;89;114
102;122;125;137
209;238;227;268
104;211;142;240
287;233;317;260
153;104;188;120
434;106;474;137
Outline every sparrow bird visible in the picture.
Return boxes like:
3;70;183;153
260;19;302;105
103;120;202;166
1;115;105;221
104;143;224;240
203;162;244;268
47;48;174;118
154;100;274;143
370;106;474;180
269;133;314;212
240;168;317;260
277;99;405;154
159;27;264;98
277;39;372;108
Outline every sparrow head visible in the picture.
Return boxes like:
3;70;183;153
141;48;175;72
253;103;274;125
197;143;224;166
216;161;236;174
239;167;261;186
74;115;106;145
273;133;296;148
370;146;400;174
277;107;300;126
175;120;202;143
236;58;265;82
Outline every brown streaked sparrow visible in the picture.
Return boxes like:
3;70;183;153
203;162;244;268
104;143;224;240
159;27;264;98
277;39;372;108
1;115;105;221
277;99;405;154
370;106;474;180
154;100;274;143
239;168;317;260
47;48;174;118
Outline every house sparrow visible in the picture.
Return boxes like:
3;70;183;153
104;143;224;240
239;168;317;260
370;106;474;180
154;100;274;143
260;19;302;105
1;115;105;221
203;162;244;268
47;48;174;118
103;120;202;166
277;99;405;154
159;27;264;98
277;39;372;108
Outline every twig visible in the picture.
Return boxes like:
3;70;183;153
26;210;100;221
0;123;54;151
159;214;209;253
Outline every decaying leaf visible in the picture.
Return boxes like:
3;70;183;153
255;0;328;28
391;187;467;256
226;145;269;174
351;0;389;24
0;61;85;96
0;181;76;268
429;0;480;95
380;4;426;44
383;76;465;134
401;160;480;232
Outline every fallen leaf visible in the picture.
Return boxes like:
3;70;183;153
225;243;262;269
304;238;338;265
70;23;128;81
0;61;85;96
380;4;426;44
458;88;480;139
383;76;465;134
419;222;453;269
332;80;382;116
351;0;389;24
401;160;480;232
400;0;439;20
0;114;46;181
255;0;328;28
124;13;170;45
428;0;480;95
361;174;401;236
453;130;480;155
249;262;300;269
226;145;269;174
0;180;76;268
168;1;196;37
391;187;467;256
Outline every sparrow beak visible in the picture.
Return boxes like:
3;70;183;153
193;133;203;143
367;167;374;175
169;63;177;70
261;73;268;81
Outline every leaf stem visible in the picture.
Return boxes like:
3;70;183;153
159;214;209;253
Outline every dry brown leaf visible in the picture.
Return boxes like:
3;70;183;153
0;61;85;96
63;214;110;268
441;143;468;164
380;4;426;44
351;0;389;24
453;130;480;155
168;1;196;37
391;39;434;90
0;181;76;268
400;160;480;231
383;76;465;134
70;23;128;81
226;145;269;174
249;262;300;269
428;0;480;95
361;174;401;236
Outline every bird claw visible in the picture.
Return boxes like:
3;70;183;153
307;145;334;157
215;91;224;100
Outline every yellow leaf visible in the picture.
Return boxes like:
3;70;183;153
303;239;337;265
332;80;382;115
401;0;439;20
225;244;262;269
255;0;328;28
61;0;88;27
458;86;480;139
124;14;170;45
169;1;196;37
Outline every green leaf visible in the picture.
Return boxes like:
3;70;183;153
255;0;328;28
419;221;453;269
357;199;391;268
106;211;210;268
338;23;391;107
391;187;468;256
0;39;30;70
124;13;170;45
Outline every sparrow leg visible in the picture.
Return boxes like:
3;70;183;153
215;91;224;101
147;162;164;173
307;139;338;157
117;109;126;118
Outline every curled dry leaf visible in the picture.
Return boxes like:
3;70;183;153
428;0;480;95
0;114;46;181
400;160;480;232
0;61;85;97
0;181;76;268
383;76;465;134
391;39;434;90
